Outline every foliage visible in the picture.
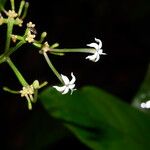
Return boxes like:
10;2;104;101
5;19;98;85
40;77;150;150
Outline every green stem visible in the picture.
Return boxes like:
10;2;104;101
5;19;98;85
3;86;20;94
26;97;32;110
0;41;25;64
43;52;64;84
39;81;48;89
5;18;14;52
10;0;15;10
50;48;95;53
21;2;29;19
6;57;28;86
8;40;25;55
18;0;25;16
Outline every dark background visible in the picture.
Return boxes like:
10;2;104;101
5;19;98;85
0;0;150;149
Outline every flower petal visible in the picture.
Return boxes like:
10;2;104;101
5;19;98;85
68;84;75;89
87;43;99;50
61;74;70;85
70;72;76;84
95;38;102;49
94;53;100;62
53;85;66;92
86;52;98;62
62;87;69;94
86;55;94;61
102;52;107;55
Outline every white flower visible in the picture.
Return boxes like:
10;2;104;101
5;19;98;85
53;72;76;94
86;38;106;62
141;100;150;109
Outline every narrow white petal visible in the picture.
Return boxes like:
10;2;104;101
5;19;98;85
101;52;107;55
87;51;99;62
53;85;66;92
68;84;75;89
70;72;76;84
61;74;70;85
62;87;69;94
94;53;100;62
87;43;99;50
95;38;102;49
85;54;96;62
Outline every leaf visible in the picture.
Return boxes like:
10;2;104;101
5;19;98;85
132;64;150;111
0;0;7;12
39;86;150;150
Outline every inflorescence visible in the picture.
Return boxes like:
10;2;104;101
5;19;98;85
0;0;106;110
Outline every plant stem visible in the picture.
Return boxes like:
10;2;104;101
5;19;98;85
6;57;28;86
0;41;25;64
10;0;15;10
7;40;25;55
18;0;25;16
39;81;48;88
3;86;20;94
5;18;14;52
43;52;64;84
21;2;29;19
50;48;95;53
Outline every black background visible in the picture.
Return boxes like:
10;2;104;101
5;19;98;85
0;0;150;149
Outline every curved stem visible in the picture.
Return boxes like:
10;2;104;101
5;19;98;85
6;57;28;86
0;41;25;64
3;86;20;94
43;52;64;84
7;40;25;55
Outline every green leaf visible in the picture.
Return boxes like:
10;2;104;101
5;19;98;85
132;64;150;111
39;86;150;150
0;0;7;12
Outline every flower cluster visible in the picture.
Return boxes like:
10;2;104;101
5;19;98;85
0;0;107;110
0;0;29;27
19;80;47;110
